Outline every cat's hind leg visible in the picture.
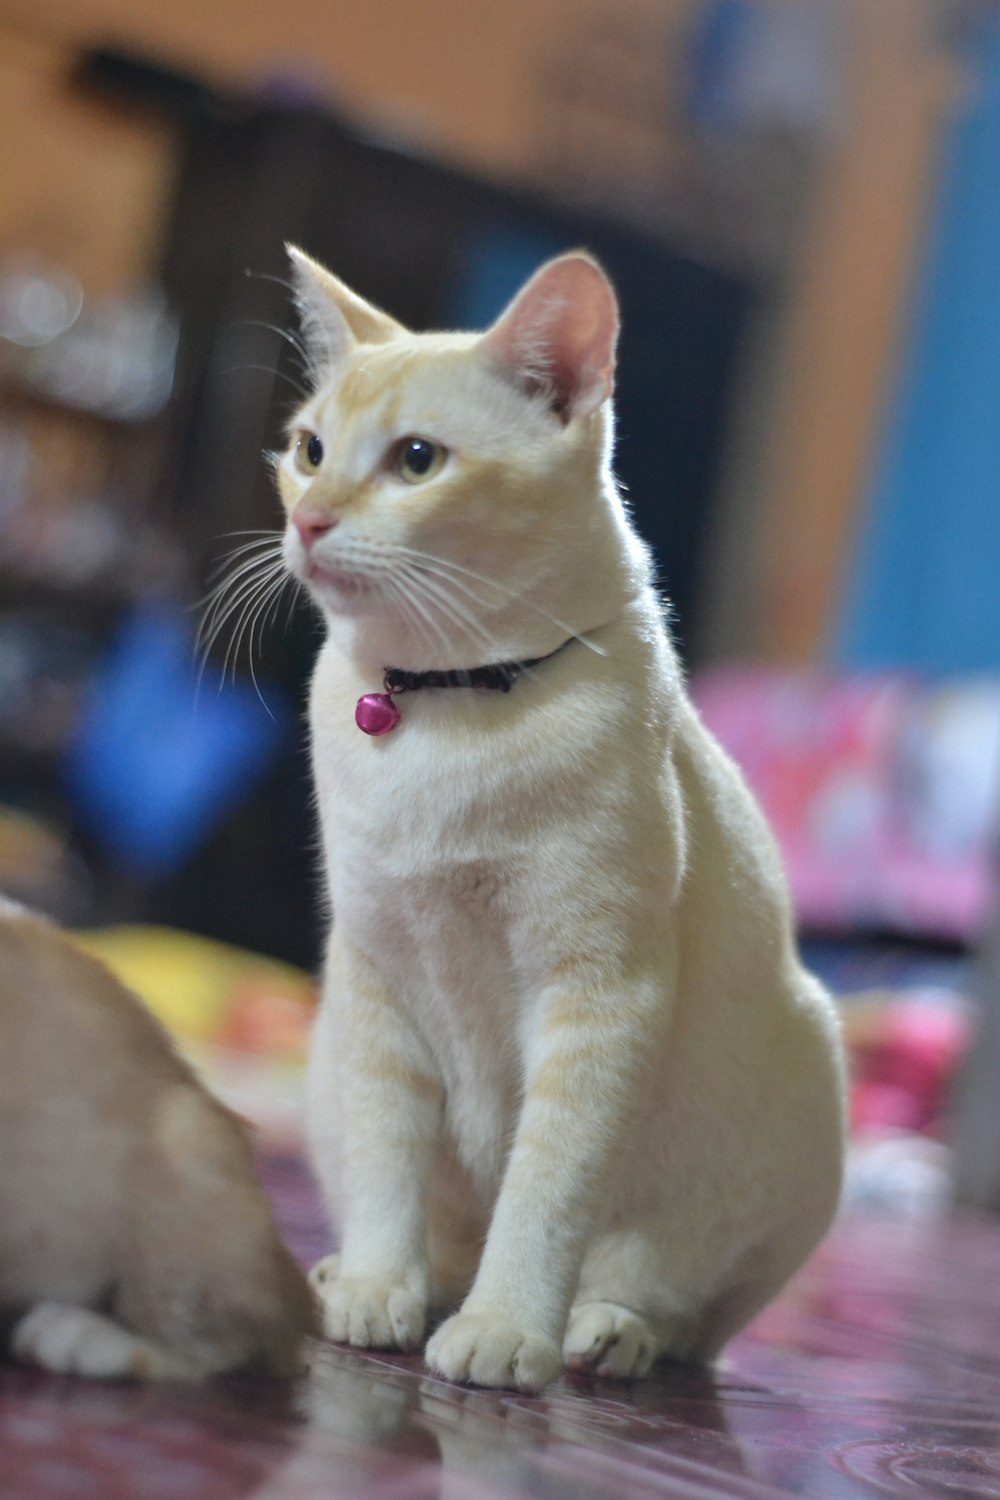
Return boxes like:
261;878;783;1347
563;1300;665;1378
681;1238;821;1364
566;1216;829;1377
563;1222;713;1377
11;1303;190;1380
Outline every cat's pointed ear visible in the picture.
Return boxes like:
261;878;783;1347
286;245;402;375
481;252;619;422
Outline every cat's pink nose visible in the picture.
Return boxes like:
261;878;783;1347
292;503;338;551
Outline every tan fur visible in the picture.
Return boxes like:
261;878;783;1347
0;900;319;1380
278;247;847;1392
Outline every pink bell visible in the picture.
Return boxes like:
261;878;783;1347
355;692;402;736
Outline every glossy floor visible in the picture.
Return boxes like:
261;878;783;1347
4;1152;1000;1500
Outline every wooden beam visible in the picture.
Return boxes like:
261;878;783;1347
756;0;958;664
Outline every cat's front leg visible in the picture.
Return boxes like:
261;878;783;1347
308;935;443;1351
425;963;669;1392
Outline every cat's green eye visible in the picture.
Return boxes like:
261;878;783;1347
395;436;446;485
294;431;324;475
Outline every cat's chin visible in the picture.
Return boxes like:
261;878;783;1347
301;563;382;614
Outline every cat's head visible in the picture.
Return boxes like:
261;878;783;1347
277;247;642;670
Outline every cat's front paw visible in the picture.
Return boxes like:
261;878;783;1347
310;1256;426;1352
425;1311;560;1392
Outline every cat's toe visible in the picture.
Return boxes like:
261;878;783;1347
317;1276;426;1352
425;1311;561;1393
563;1301;658;1378
309;1253;341;1289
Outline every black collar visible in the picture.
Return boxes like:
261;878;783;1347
383;639;574;696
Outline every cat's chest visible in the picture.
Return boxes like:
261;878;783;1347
307;637;656;943
310;652;585;878
315;723;517;889
313;696;525;1171
321;751;515;981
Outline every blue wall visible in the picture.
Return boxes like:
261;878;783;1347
836;22;1000;672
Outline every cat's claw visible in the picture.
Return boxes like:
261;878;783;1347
563;1300;659;1378
308;1252;342;1289
310;1259;426;1351
425;1311;561;1392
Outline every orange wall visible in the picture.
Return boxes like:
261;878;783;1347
7;0;685;178
0;29;176;295
0;0;686;295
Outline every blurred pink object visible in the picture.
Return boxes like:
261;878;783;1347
849;992;973;1134
692;670;1000;941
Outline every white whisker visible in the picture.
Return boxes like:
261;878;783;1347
244;573;295;715
382;576;437;660
222;363;310;400
406;555;503;611
198;556;285;646
244;270;298;297
236;318;311;369
398;565;499;662
199;580;279;683
196;549;287;694
391;544;609;656
201;534;284;589
209;529;285;548
222;569;286;693
202;537;284;587
260;570;300;646
383;571;454;663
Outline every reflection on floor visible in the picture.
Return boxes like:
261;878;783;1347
4;1150;1000;1500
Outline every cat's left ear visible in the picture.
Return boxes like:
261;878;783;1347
481;252;619;422
286;245;402;376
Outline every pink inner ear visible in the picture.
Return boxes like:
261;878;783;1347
485;256;619;422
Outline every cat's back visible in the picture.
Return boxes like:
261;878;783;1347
0;902;193;1103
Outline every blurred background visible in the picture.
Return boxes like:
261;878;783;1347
3;0;1000;1205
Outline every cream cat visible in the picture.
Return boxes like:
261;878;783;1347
277;246;846;1393
0;900;318;1379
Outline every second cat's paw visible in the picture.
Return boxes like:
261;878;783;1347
425;1311;560;1392
310;1258;426;1352
11;1302;185;1380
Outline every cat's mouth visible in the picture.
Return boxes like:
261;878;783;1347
304;558;378;604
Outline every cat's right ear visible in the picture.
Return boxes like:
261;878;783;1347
286;245;401;377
